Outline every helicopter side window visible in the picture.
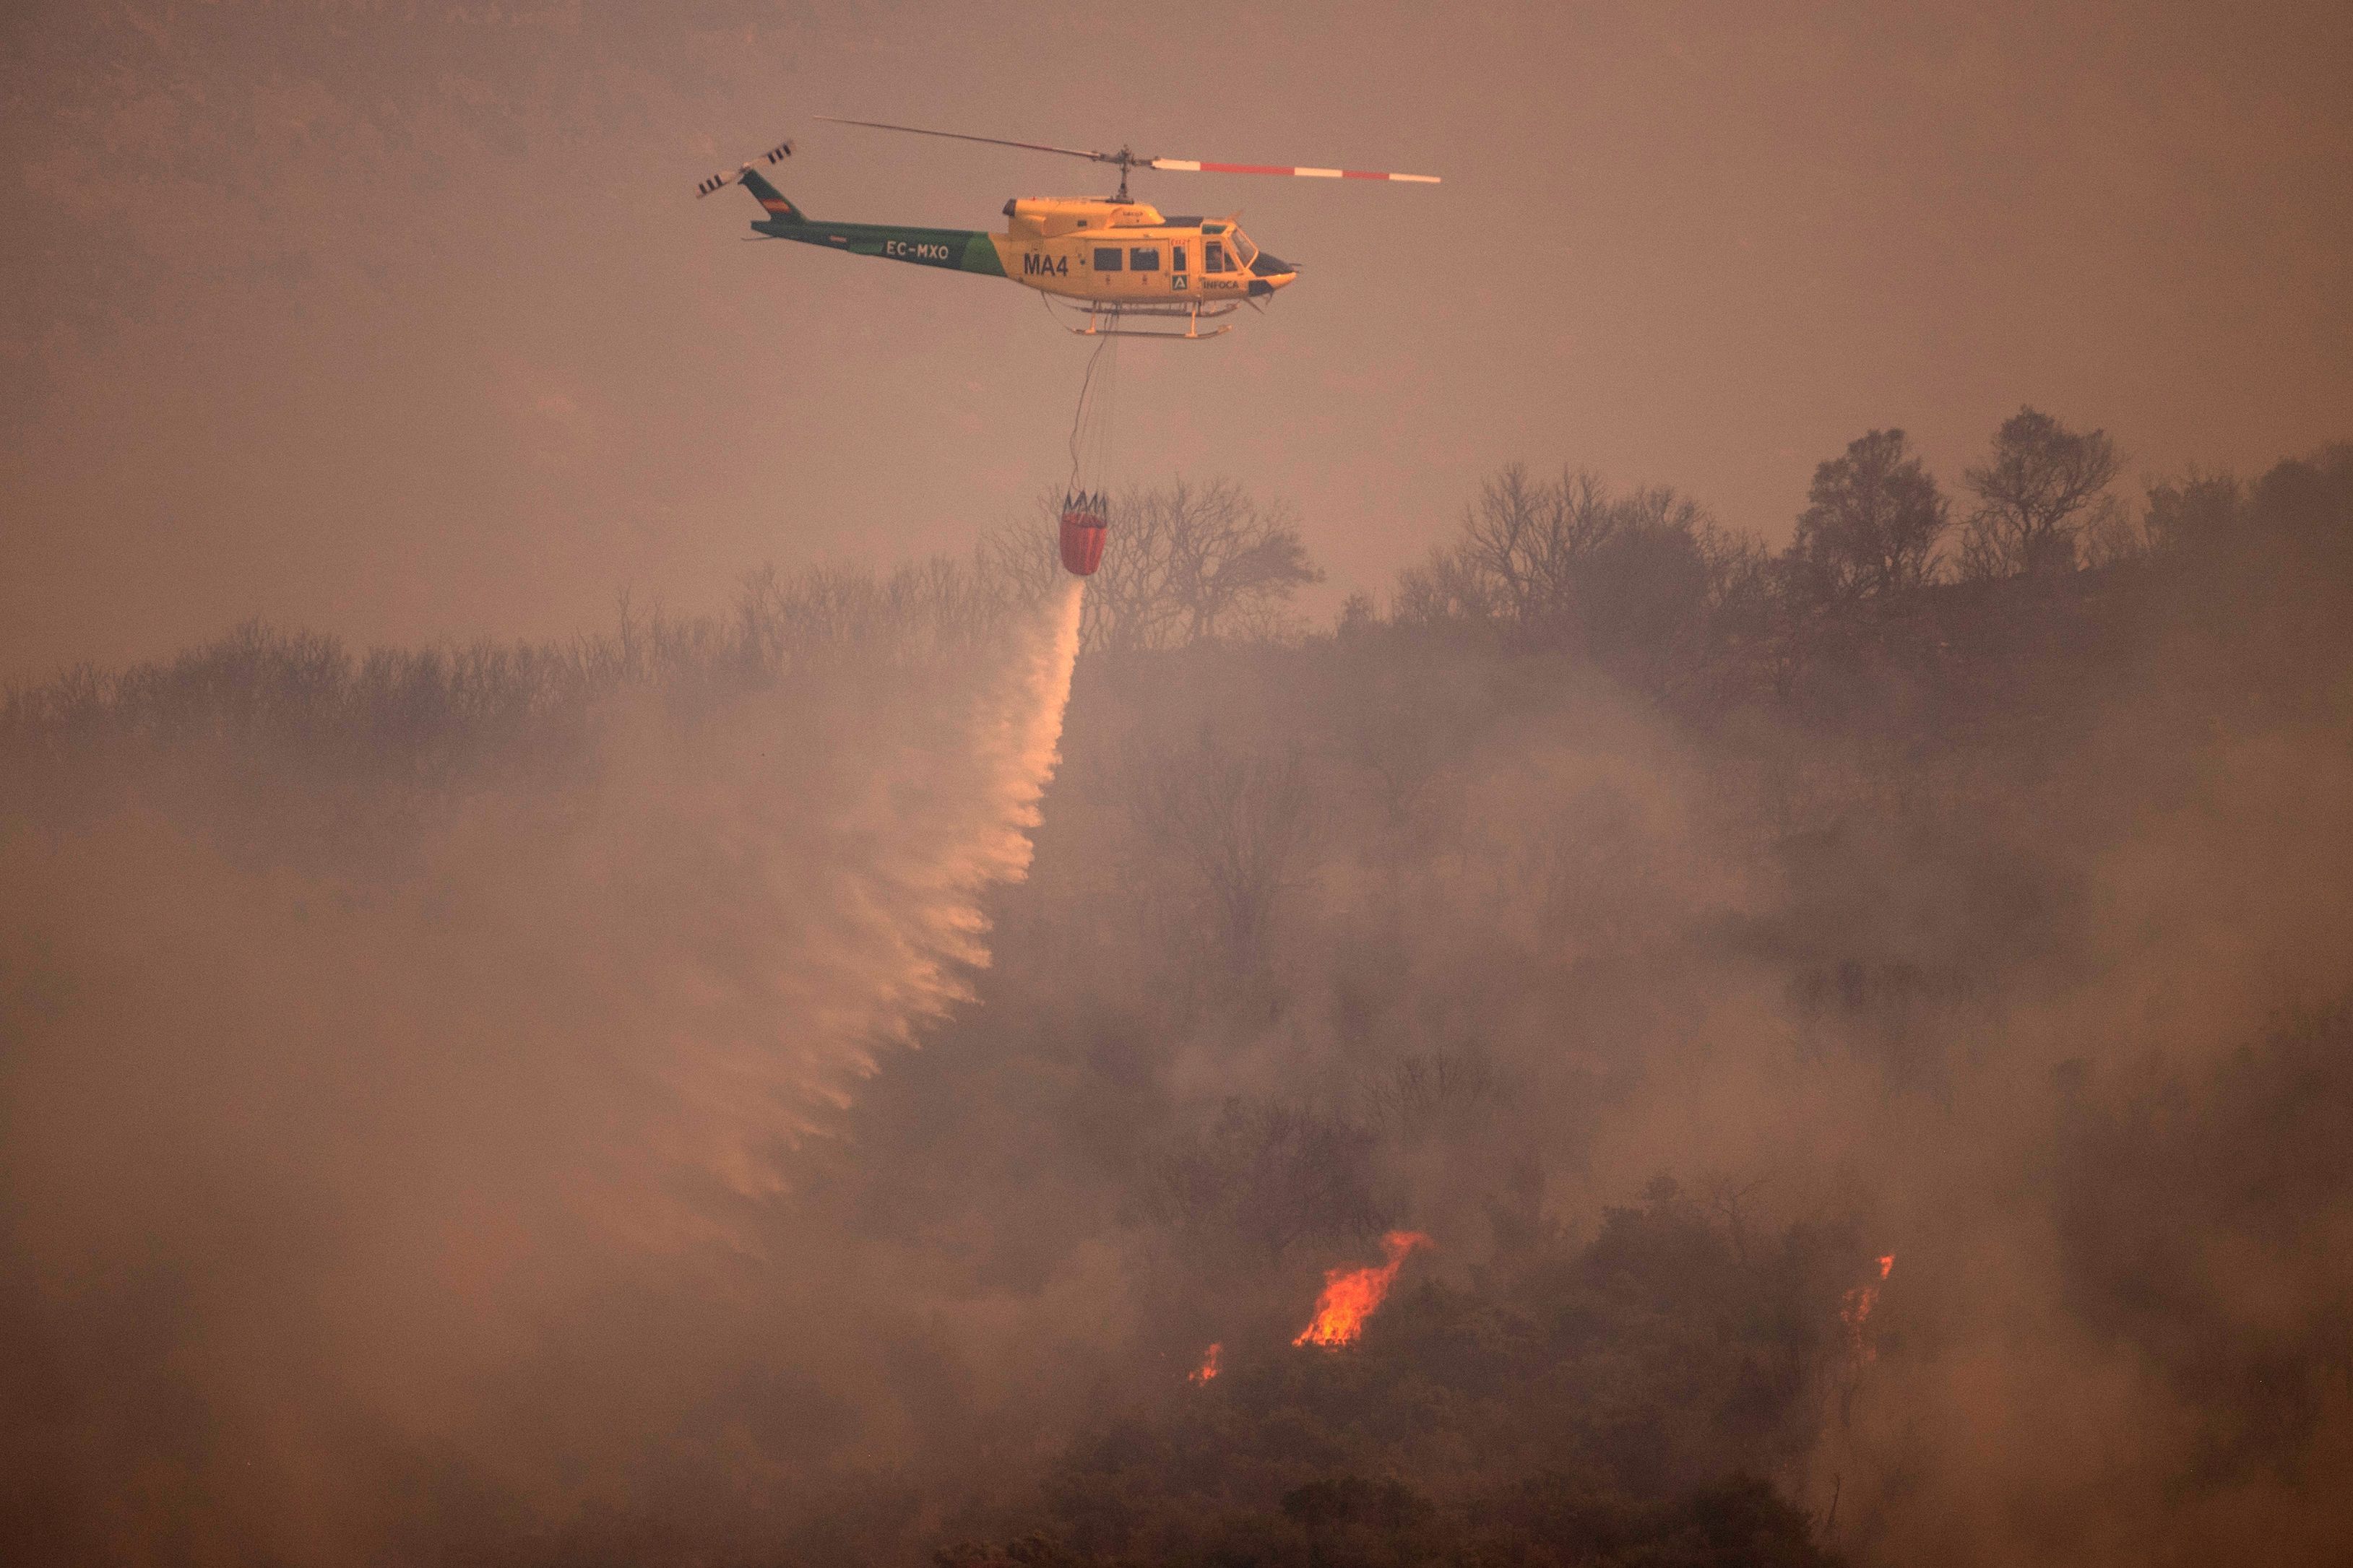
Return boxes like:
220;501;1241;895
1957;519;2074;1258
1092;247;1122;272
1128;247;1160;272
1204;241;1225;272
1170;245;1187;272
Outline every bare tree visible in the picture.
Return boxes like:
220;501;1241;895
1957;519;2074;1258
1454;464;1625;634
1124;724;1318;976
1392;464;1761;696
1788;429;1949;604
2078;500;2147;568
1959;407;2121;578
986;479;1322;654
1389;537;1503;628
733;556;1013;678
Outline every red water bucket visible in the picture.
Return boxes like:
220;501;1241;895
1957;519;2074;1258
1058;506;1107;576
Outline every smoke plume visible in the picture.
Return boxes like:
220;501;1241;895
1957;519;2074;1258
0;579;1085;1562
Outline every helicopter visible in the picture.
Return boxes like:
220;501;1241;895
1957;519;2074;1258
695;118;1439;339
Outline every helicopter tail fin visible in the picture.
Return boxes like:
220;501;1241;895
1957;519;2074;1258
740;169;807;225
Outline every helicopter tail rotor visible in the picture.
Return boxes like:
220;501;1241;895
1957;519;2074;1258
694;137;795;199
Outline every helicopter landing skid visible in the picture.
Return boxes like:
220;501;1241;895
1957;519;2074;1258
1065;300;1238;340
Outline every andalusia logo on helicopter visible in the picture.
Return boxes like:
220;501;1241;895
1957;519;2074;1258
696;118;1438;576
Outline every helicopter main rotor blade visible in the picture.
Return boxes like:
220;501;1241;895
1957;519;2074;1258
815;116;1125;166
1147;158;1439;183
817;116;1441;184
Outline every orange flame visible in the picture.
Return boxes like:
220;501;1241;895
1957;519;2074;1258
1189;1343;1221;1385
1840;1253;1895;1361
1292;1231;1431;1348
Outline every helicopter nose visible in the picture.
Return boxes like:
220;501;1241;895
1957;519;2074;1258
1246;254;1298;297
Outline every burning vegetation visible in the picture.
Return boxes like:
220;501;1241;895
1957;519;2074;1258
1292;1230;1430;1348
4;431;2352;1567
1839;1255;1894;1363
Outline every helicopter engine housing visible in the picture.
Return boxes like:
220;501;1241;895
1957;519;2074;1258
1003;198;1167;237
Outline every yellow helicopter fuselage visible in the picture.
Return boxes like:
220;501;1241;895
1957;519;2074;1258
737;170;1295;324
986;199;1294;306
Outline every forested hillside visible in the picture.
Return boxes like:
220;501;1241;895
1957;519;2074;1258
5;425;2349;1567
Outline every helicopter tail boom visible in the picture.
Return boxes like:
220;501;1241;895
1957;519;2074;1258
751;217;1009;280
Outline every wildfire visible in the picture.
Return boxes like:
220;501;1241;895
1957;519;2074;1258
1840;1253;1896;1361
1292;1231;1431;1348
1189;1343;1221;1385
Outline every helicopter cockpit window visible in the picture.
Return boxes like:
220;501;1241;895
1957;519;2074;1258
1204;241;1226;272
1093;247;1123;272
1230;230;1259;269
1129;247;1160;272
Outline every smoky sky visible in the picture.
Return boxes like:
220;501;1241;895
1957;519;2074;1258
5;0;2351;674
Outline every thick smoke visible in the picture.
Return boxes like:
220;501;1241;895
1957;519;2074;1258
6;451;2352;1567
1;579;1085;1562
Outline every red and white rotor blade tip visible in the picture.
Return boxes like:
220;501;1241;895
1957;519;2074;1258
1147;159;1439;183
694;138;793;197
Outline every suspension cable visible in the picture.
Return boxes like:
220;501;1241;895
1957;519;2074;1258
1068;329;1106;495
